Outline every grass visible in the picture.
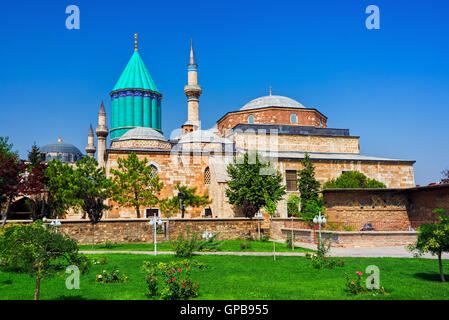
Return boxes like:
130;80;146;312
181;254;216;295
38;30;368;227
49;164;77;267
1;253;448;300
78;239;313;253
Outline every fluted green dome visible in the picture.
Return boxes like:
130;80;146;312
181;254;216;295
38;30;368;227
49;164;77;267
113;51;159;92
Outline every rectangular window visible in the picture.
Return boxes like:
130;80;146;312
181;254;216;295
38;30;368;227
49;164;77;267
145;208;159;218
286;170;297;191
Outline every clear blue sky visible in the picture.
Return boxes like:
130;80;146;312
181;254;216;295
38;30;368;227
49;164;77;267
0;0;448;186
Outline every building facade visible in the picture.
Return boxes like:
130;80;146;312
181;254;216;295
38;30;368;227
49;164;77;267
86;35;415;219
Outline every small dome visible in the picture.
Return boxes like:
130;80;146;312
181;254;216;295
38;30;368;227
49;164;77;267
40;138;83;163
118;127;167;142
240;95;305;111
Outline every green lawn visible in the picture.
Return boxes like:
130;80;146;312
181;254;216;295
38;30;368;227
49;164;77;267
1;254;448;300
78;239;312;253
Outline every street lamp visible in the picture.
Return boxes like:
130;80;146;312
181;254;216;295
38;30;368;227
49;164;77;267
202;229;213;240
313;211;326;249
50;216;61;233
149;213;163;256
254;212;263;240
178;191;185;218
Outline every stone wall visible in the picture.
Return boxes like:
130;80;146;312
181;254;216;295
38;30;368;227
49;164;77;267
2;218;264;245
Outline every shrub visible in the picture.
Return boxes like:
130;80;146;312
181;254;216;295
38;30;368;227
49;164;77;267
323;171;386;189
102;240;115;249
286;233;294;249
287;194;301;217
142;260;205;300
92;257;108;265
260;234;270;242
240;241;251;250
95;265;128;283
305;234;344;269
173;229;200;258
197;233;222;252
345;271;388;295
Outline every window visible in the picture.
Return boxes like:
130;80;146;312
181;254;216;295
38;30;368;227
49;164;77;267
204;208;212;217
145;208;160;218
286;170;297;191
290;113;298;124
248;115;255;124
149;165;158;178
204;167;211;185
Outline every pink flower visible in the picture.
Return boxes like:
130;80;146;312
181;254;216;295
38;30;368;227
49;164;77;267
324;256;327;259
172;278;176;281
350;281;354;285
182;285;185;288
356;271;363;276
178;268;182;272
168;280;171;283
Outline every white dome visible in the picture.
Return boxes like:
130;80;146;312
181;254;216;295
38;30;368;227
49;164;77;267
118;127;167;142
240;95;305;111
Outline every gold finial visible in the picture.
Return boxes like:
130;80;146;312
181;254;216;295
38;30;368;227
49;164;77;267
57;137;62;143
134;33;138;51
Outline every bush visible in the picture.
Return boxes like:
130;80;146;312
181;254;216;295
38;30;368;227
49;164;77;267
92;257;108;265
305;234;344;269
345;271;388;296
173;229;200;258
260;234;270;242
102;240;115;249
323;171;386;189
286;233;294;249
287;194;301;217
197;233;222;252
240;241;251;250
142;260;206;300
96;265;128;283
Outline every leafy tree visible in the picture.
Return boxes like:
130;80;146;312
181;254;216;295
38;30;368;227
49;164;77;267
297;153;323;221
0;136;18;159
27;143;43;171
110;153;163;218
225;152;286;218
0;147;26;225
73;156;111;248
19;162;49;221
408;208;449;282
323;171;386;189
0;221;90;300
287;194;301;217
160;183;211;218
441;169;449;184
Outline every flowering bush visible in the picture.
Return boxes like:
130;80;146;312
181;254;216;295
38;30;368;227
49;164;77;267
142;260;206;300
345;270;388;295
305;252;345;269
92;257;108;265
96;265;128;283
240;241;251;250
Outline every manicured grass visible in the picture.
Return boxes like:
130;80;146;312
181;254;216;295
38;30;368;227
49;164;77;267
78;239;313;253
1;254;448;300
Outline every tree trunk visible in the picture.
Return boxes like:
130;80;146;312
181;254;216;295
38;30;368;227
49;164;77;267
135;205;140;218
92;223;95;250
438;252;446;282
181;208;185;219
1;198;12;226
35;274;41;300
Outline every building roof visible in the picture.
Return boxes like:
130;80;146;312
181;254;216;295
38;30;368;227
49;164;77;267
113;51;159;92
240;95;306;111
228;124;351;137
177;128;232;144
117;127;167;142
40;138;83;156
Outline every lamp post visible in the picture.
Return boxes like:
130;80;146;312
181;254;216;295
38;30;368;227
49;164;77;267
178;191;185;218
149;213;163;256
313;211;326;250
254;212;263;240
50;216;61;233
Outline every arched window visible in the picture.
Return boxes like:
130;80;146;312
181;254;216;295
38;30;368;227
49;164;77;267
149;164;158;179
248;115;255;124
290;113;298;124
204;167;211;185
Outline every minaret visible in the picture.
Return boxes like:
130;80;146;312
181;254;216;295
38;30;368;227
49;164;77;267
96;101;108;167
85;124;96;157
182;38;202;133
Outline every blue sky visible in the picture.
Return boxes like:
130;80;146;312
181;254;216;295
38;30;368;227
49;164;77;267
0;0;448;185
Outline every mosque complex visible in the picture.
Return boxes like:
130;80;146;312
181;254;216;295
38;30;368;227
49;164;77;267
39;34;416;219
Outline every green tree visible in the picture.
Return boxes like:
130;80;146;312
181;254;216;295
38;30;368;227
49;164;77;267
287;194;301;217
27;143;43;171
110;153;163;218
297;153;323;221
408;208;449;282
73;156;111;248
160;183;211;218
225;152;286;218
0;136;18;159
0;221;90;300
323;171;386;189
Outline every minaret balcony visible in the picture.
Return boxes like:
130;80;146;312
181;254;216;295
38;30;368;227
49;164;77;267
184;84;202;97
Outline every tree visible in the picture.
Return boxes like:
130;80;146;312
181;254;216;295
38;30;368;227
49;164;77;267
0;144;26;225
297;153;323;221
73;156;111;248
323;171;386;189
27;143;44;171
0;221;90;299
160;183;211;218
225;152;286;218
19;162;49;221
287;194;301;217
110;153;163;218
408;208;449;282
441;169;449;184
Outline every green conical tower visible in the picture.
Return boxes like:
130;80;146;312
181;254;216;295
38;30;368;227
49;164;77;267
110;34;162;139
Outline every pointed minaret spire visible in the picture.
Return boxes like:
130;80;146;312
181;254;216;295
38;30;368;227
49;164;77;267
134;33;138;51
99;101;106;114
85;124;96;158
188;38;197;66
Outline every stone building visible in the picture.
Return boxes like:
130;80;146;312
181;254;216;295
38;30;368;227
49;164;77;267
86;35;415;219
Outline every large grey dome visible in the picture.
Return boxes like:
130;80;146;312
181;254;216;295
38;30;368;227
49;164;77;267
240;95;305;111
40;138;83;163
118;127;167;142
